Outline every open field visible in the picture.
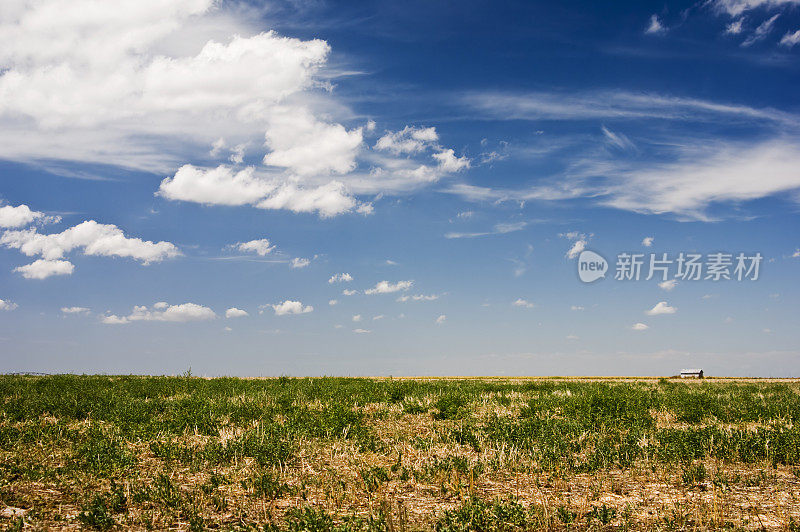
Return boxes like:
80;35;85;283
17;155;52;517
2;376;800;530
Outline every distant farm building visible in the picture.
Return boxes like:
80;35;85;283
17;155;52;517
680;368;704;379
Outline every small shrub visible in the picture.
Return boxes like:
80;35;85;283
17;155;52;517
586;504;616;525
432;394;468;420
682;463;707;485
78;496;117;530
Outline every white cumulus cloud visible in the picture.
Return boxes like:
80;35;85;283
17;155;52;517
270;300;313;316
234;239;275;256
290;257;310;269
375;126;438;154
14;259;75;279
328;273;353;283
102;302;216;323
1;220;179;264
658;279;678;291
225;307;248;318
566;239;587;259
432;149;470;172
512;298;535;308
646;301;677;315
435;314;447;324
631;322;650;331
0;204;58;228
0;299;18;311
263;108;363;177
364;280;414;295
642;236;654;247
61;306;90;314
159;166;272;206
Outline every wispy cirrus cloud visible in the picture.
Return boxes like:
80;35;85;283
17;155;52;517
460;90;799;125
448;138;800;221
444;221;527;239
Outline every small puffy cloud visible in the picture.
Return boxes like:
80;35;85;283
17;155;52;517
328;273;353;284
658;279;678;291
365;280;413;295
435;314;447;324
646;301;677;315
642;236;654;247
159;166;364;218
372;314;384;321
235;239;275;256
793;249;800;258
1;221;179;264
291;257;310;269
631;322;650;331
328;299;338;306
0;299;18;311
512;298;535;308
353;328;371;334
645;14;666;34
566;334;579;340
432;149;470;172
271;300;313;316
725;18;744;34
375;126;438;155
0;204;57;228
571;305;584;311
225;307;248;318
342;289;358;296
780;29;800;47
101;314;129;325
560;231;589;259
102;302;216;324
14;259;74;279
352;314;362;322
566;239;586;259
158;165;271;206
131;303;216;322
61;306;89;314
397;294;439;302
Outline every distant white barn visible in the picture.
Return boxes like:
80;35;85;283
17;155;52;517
680;368;704;379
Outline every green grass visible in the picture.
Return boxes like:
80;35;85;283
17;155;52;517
1;375;800;529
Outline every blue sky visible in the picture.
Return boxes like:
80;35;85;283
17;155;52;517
0;0;798;376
